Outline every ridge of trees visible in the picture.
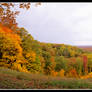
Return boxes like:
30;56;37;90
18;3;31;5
0;3;92;78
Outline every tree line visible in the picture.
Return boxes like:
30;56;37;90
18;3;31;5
0;3;92;78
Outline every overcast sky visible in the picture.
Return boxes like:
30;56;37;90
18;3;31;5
16;3;92;46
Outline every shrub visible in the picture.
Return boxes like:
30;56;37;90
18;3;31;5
51;70;58;77
58;69;65;78
66;68;78;78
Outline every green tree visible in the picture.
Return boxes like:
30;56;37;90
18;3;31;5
75;57;83;76
26;56;41;73
55;56;68;73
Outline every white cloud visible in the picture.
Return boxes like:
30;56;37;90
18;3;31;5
16;3;92;45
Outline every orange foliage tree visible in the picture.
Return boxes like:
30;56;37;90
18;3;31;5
0;24;28;72
58;69;65;78
51;70;58;77
66;68;78;78
0;3;41;30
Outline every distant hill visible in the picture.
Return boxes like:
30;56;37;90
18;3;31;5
77;46;92;52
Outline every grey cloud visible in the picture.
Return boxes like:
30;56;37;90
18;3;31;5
16;3;92;46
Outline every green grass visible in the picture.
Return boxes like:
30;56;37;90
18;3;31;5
0;67;92;89
44;79;92;89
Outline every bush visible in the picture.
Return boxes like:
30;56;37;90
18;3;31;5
66;68;78;78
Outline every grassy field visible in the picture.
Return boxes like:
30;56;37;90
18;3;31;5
0;67;92;89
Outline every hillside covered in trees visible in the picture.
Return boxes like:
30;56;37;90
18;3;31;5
1;23;92;79
1;3;92;89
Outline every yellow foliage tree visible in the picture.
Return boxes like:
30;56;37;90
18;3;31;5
11;62;29;73
58;69;65;78
25;51;36;62
80;72;92;79
66;68;78;78
51;70;58;77
0;25;28;72
39;56;45;73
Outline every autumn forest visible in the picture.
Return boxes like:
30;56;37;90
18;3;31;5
1;3;92;89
